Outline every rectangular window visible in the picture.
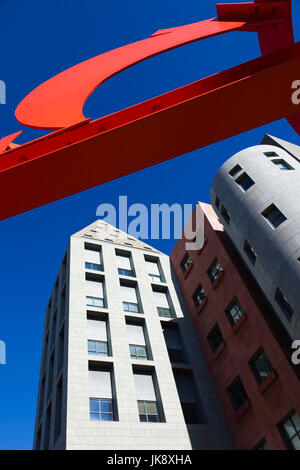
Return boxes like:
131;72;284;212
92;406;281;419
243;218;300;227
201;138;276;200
145;258;163;283
54;377;63;443
153;289;174;318
89;369;115;421
215;195;220;209
236;172;255;191
249;349;274;385
85;244;103;272
86;278;105;308
121;284;140;313
134;372;161;422
220;204;231;224
174;370;202;424
207;324;224;352
229;164;242;177
193;285;206;307
87;318;109;356
116;252;135;277
162;322;185;363
275;288;294;321
280;412;300;450
262;204;287;228
264;151;279;157
244;240;257;265
271;159;294;170
207;259;223;282
226;298;244;326
180;254;192;274
127;323;148;360
227;377;249;411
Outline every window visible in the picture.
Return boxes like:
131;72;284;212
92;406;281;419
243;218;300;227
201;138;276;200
162;322;185;363
86;278;105;308
88;340;108;356
271;159;294;170
262;204;287;228
275;288;294;321
229;164;242;177
127;323;148;360
249;349;274;385
280;412;300;450
227;377;249;411
220;204;231;224
90;398;114;421
121;284;140;313
89;369;116;421
173;370;202;424
207;325;224;352
134;372;161;422
145;257;163;283
215;195;220;209
193;285;206;307
236;172;255;191
85;244;103;272
138;401;160;422
116;251;135;277
180;254;192;274
244;240;257;265
207;259;223;282
153;289;174;318
54;377;63;443
264;151;279;157
254;439;270;450
226;298;244;326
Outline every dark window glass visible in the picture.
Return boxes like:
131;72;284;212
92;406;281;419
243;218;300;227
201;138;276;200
280;412;300;450
244;240;257;265
208;325;224;352
249;349;274;384
207;259;223;282
229;164;242;177
275;288;294;321
138;401;160;422
262;204;287;228
85;262;103;272
254;439;270;450
236;172;255;191
215;195;220;209
271;159;294;170
167;348;185;363
181;403;198;424
193;285;206;307
180;254;192;273
220;205;231;224
118;268;135;277
227;377;248;411
264;151;279;157
89;398;114;421
157;307;174;318
226;298;244;326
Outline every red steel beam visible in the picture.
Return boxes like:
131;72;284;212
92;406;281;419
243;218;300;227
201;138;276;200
1;41;300;221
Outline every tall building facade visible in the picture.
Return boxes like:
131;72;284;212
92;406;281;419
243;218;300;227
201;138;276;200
33;220;233;450
170;135;300;450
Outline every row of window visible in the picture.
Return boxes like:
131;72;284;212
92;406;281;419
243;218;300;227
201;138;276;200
85;273;176;319
85;242;165;283
88;364;202;425
87;312;187;365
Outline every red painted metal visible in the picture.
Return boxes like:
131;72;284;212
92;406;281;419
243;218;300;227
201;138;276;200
0;0;299;221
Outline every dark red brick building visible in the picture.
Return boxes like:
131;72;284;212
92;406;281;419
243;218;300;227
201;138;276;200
171;202;300;450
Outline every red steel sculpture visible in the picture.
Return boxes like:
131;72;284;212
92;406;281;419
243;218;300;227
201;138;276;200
0;0;299;221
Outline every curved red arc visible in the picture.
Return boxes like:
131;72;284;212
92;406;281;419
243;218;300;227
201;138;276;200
15;18;245;130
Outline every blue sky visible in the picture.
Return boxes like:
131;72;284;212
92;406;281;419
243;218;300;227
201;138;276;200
0;0;299;450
